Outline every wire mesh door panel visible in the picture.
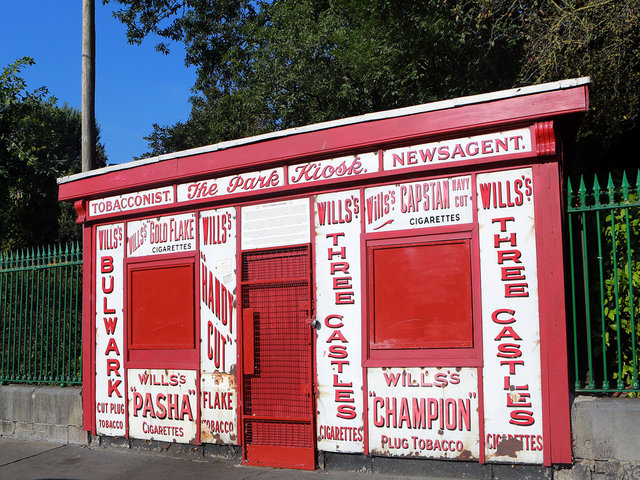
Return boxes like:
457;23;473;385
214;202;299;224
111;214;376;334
241;246;315;469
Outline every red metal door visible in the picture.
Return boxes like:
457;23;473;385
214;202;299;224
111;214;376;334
240;246;315;470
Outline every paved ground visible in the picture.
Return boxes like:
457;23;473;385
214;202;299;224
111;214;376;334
0;438;458;480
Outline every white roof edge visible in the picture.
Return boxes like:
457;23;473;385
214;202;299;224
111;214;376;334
58;76;590;185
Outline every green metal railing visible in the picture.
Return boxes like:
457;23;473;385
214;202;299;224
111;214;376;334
568;171;640;393
0;243;82;385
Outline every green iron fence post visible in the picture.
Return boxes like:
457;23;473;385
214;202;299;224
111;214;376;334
568;178;582;390
622;173;639;390
0;252;6;384
593;175;610;390
579;177;596;389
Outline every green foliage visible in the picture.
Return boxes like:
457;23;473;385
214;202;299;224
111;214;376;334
602;201;640;391
496;0;640;175
0;57;107;250
106;0;640;177
106;0;525;157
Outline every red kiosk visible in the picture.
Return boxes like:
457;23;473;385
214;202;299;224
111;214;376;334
59;78;589;470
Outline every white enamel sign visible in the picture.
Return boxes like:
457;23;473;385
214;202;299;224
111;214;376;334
199;207;238;444
314;190;364;453
200;372;237;444
89;187;174;218
477;168;544;463
367;367;480;460
289;152;379;185
127;369;198;444
177;167;284;203
364;176;473;233
95;223;126;436
127;212;196;257
383;128;532;171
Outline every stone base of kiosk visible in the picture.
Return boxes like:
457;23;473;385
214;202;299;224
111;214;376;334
87;436;556;478
89;434;242;461
320;451;553;479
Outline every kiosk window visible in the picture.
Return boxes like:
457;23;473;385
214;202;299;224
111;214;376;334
369;240;472;350
129;263;195;349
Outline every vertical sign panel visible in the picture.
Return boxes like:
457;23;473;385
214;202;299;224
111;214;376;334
367;367;479;460
477;168;544;463
314;190;364;452
127;369;198;443
95;223;126;436
199;207;238;444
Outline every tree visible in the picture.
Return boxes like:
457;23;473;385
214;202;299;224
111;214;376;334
106;0;640;175
0;57;107;250
106;0;525;156
494;0;640;175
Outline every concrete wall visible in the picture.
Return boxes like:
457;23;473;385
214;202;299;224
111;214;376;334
0;385;86;444
556;396;640;480
2;386;640;479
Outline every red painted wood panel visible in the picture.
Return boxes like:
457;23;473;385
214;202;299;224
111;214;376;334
129;264;195;349
370;240;473;349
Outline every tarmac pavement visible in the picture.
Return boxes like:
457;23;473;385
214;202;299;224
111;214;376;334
0;438;458;480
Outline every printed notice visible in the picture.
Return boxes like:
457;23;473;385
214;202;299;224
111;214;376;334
241;199;310;250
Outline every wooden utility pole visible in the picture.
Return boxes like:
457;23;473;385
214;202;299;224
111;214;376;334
81;0;95;172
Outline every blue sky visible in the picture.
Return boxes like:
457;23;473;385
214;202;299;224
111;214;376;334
0;1;195;165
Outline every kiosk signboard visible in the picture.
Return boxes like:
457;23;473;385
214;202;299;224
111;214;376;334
61;78;587;470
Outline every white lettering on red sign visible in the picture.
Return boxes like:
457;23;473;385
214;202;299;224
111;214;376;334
199;207;238;445
127;369;198;443
127;213;196;257
364;176;472;233
383;128;532;172
477;168;544;464
314;190;364;453
95;223;126;436
289;152;378;185
176;168;284;203
89;187;174;217
367;368;479;460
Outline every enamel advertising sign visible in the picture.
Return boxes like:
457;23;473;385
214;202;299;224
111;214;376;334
367;367;480;460
477;168;544;463
95;223;126;436
127;369;199;443
314;190;365;452
127;213;196;257
364;176;473;233
199;207;238;444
